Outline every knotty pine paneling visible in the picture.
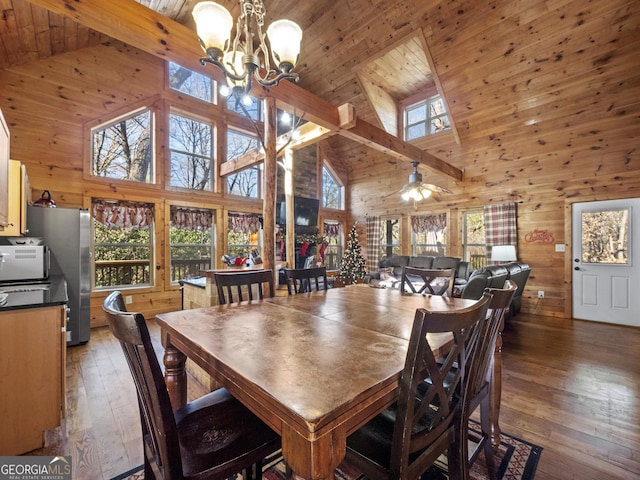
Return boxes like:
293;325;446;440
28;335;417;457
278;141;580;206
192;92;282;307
1;0;639;323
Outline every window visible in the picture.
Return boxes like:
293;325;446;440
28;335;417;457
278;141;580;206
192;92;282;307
404;95;450;141
168;62;215;103
92;108;154;183
226;94;262;121
323;221;342;270
227;213;261;257
92;199;154;289
322;167;343;209
226;128;261;197
463;210;487;270
169;113;214;190
170;206;215;283
379;217;400;259
412;214;447;256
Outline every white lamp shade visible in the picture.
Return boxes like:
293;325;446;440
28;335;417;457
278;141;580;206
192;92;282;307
491;245;517;262
192;2;233;52
267;19;302;67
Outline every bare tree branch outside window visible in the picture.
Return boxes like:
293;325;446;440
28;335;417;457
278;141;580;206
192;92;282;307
169;113;213;190
226;129;260;197
92;109;153;183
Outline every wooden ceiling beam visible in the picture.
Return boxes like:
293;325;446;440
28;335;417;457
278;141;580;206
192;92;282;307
24;0;463;181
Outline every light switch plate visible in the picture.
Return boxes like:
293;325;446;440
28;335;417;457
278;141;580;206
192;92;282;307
555;244;565;252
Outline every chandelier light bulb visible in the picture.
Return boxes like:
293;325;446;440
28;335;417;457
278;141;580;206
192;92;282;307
192;2;233;55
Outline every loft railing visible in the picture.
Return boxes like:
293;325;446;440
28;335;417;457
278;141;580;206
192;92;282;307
95;258;211;287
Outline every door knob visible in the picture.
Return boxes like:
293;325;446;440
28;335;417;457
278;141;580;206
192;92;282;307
574;266;580;271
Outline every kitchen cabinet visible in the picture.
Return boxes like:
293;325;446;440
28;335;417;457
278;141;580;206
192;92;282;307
1;160;30;236
0;305;66;455
0;109;9;231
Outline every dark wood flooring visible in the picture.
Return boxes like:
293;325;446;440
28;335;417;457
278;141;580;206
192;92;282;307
27;312;640;480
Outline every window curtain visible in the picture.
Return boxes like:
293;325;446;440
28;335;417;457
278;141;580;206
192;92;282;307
170;206;213;231
323;222;340;239
92;199;153;228
411;213;446;233
483;202;518;262
228;212;261;234
365;216;381;272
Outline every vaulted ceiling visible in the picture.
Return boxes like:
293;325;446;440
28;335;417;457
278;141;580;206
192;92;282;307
3;0;639;196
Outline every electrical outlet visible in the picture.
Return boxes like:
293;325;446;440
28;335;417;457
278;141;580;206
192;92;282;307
538;291;544;299
125;295;133;304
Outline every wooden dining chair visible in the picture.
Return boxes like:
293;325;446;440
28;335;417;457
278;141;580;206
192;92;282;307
213;269;275;304
102;291;281;480
461;280;518;480
400;266;455;296
344;293;492;480
283;266;328;294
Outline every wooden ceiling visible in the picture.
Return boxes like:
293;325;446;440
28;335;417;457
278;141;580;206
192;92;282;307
3;0;639;192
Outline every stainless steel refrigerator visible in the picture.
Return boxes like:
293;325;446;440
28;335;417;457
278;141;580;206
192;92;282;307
27;206;91;346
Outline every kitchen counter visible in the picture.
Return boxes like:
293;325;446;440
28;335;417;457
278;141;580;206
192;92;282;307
0;274;68;311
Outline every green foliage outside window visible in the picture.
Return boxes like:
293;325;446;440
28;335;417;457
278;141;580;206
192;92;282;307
94;221;152;288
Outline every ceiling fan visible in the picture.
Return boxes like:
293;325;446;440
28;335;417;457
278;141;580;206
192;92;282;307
386;162;453;204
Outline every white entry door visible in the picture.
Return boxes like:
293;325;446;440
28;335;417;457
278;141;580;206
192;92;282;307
572;198;640;326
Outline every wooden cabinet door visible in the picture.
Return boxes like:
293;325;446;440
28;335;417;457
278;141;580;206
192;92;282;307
0;305;66;455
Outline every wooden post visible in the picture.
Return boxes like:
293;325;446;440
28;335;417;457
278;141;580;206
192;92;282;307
284;148;295;269
263;96;277;275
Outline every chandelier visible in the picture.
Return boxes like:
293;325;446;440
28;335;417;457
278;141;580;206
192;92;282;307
192;1;303;102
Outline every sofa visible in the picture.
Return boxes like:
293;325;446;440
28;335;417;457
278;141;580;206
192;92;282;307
366;255;470;289
459;261;531;318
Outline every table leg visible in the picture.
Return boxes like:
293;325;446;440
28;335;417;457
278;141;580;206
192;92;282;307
489;322;503;448
281;423;345;480
163;338;187;410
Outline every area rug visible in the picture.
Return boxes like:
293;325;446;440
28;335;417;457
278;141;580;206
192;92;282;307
112;422;542;480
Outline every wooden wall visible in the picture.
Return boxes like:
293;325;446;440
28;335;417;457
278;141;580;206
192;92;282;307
0;40;346;327
1;0;639;323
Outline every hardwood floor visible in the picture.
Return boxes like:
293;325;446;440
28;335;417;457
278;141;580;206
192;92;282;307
27;312;640;480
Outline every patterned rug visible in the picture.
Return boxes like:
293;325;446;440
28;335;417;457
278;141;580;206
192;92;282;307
112;421;542;480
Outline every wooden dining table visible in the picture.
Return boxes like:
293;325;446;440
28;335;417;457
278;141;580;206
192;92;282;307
155;285;499;480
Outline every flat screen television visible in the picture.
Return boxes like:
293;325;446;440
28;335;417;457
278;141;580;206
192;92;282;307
277;196;319;226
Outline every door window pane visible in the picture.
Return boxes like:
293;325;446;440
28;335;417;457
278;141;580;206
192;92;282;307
581;208;630;264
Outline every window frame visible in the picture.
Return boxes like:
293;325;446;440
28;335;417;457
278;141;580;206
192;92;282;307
90;106;155;184
168;109;215;191
379;216;401;259
322;220;343;270
321;165;344;210
167;61;217;105
462;209;487;270
91;198;156;292
400;90;451;141
412;215;448;256
225;127;262;198
168;204;216;285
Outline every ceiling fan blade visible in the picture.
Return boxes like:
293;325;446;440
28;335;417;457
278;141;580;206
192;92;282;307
422;183;453;195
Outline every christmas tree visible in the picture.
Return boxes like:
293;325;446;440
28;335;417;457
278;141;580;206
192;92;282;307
337;224;368;285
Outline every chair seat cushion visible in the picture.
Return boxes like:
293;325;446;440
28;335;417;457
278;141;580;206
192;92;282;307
175;388;279;477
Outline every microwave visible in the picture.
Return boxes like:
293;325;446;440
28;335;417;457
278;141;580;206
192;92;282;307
0;245;49;283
